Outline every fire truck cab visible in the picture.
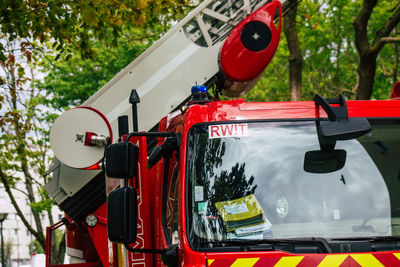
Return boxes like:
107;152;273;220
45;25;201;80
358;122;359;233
105;90;400;266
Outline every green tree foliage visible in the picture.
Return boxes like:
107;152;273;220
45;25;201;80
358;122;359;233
0;40;52;249
39;27;166;109
0;0;192;253
0;0;190;60
245;0;400;101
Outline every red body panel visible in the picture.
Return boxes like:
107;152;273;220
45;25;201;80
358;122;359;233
125;136;158;266
46;214;103;267
85;204;109;266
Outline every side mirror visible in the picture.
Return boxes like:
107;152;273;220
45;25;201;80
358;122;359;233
107;187;137;243
105;142;139;178
319;118;371;141
304;150;346;173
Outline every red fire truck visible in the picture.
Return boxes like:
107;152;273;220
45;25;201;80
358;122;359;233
45;0;400;266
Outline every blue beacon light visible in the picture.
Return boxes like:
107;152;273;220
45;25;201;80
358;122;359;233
191;85;207;94
190;85;209;103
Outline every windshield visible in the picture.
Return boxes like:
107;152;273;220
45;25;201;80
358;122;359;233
186;120;400;249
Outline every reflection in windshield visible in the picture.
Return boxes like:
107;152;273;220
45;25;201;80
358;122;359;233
186;121;400;248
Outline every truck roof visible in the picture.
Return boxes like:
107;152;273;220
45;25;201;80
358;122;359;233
159;98;400;135
176;99;400;129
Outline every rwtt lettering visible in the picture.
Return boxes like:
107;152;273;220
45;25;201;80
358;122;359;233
208;123;248;139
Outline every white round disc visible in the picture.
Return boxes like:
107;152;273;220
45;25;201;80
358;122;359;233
50;107;112;169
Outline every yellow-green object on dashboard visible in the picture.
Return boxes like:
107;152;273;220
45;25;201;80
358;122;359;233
215;194;265;232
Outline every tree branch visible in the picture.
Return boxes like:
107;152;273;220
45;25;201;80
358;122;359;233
0;167;45;247
353;0;378;56
8;186;30;198
380;37;400;43
21;163;45;237
372;3;400;53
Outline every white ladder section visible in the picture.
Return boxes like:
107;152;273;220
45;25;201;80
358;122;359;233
85;0;271;135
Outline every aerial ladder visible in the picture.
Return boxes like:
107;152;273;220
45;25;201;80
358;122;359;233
45;0;286;265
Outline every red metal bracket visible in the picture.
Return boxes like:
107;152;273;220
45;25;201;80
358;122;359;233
45;218;101;267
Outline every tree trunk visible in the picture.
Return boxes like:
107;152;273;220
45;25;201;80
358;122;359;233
25;175;44;237
283;1;303;101
284;0;303;101
356;53;378;100
353;0;400;99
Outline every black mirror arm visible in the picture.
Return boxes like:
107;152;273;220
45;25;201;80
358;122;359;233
147;134;181;169
317;126;336;152
124;131;176;142
315;94;350;122
314;94;337;121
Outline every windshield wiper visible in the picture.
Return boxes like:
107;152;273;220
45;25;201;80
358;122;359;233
332;236;400;242
201;237;332;253
201;240;276;251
